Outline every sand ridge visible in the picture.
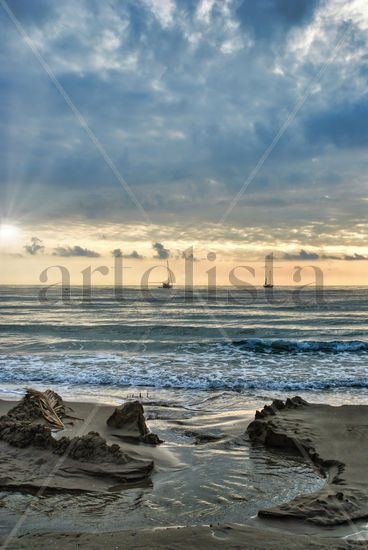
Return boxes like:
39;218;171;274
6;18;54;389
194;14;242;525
247;396;368;526
1;395;368;548
0;396;163;494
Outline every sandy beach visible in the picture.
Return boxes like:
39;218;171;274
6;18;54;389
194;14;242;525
0;391;367;548
1;0;368;545
3;523;360;549
248;396;368;526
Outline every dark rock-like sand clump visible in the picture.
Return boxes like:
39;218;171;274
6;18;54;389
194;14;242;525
0;417;54;449
247;396;368;526
55;431;129;464
107;400;163;445
6;389;65;423
0;391;154;493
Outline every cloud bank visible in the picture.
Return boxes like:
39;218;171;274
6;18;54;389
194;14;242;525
24;237;44;255
111;248;144;259
153;242;170;259
0;0;367;253
283;249;368;261
53;245;100;257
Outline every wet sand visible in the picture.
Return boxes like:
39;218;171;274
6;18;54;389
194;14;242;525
0;395;368;548
0;400;159;494
2;523;360;549
248;396;368;526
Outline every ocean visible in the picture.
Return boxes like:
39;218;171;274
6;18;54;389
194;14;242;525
1;285;368;535
0;285;367;404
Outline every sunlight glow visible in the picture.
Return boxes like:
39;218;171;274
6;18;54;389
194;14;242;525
0;224;19;242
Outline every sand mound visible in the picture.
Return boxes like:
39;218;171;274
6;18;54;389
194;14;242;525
247;396;368;526
0;417;54;448
55;431;128;464
107;400;163;445
0;392;154;493
7;388;65;425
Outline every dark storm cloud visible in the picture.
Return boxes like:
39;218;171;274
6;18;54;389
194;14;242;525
181;248;198;261
305;99;368;148
283;250;368;261
153;242;170;259
235;0;320;41
283;250;320;260
4;0;57;24
24;237;44;255
343;253;367;261
111;248;144;259
111;248;123;258
53;245;100;257
0;0;367;231
126;250;144;259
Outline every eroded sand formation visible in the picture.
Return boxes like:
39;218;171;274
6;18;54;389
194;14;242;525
247;396;368;526
107;400;163;445
1;393;368;548
0;391;161;493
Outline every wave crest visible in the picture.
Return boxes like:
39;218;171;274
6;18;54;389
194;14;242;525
231;339;368;353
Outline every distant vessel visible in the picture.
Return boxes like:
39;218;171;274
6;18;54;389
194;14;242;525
160;260;174;289
263;258;274;288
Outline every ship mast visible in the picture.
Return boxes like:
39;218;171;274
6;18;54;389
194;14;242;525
263;254;274;288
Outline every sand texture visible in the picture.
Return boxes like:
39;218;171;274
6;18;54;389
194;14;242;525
1;523;362;549
0;395;160;493
247;396;368;526
2;393;368;548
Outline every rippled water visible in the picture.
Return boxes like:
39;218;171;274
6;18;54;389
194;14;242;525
0;286;367;401
0;391;325;535
1;286;367;536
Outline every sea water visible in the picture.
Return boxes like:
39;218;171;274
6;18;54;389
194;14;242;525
0;285;367;536
0;285;367;403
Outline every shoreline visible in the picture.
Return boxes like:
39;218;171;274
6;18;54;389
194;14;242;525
2;523;362;549
0;394;367;547
247;397;368;527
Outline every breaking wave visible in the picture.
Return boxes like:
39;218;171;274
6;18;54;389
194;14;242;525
231;339;368;353
0;347;367;392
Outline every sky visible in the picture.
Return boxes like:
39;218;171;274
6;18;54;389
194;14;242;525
0;0;367;285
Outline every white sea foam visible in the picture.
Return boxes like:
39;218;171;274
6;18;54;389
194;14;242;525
0;344;367;391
